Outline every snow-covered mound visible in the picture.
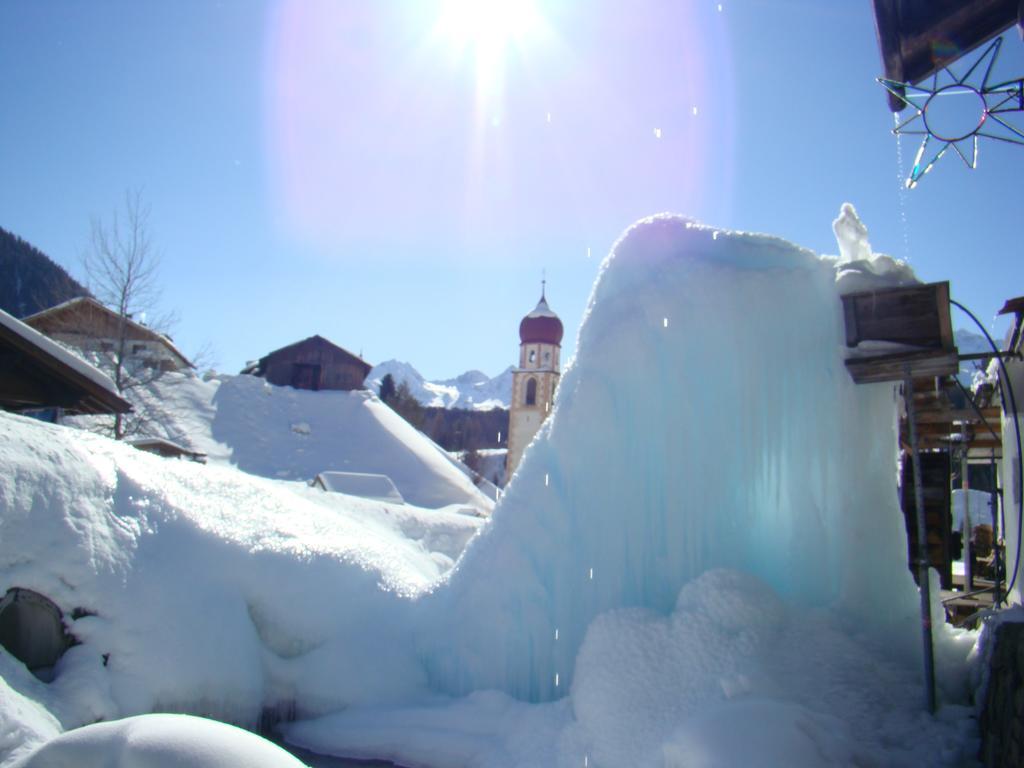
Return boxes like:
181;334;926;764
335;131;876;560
121;372;491;512
367;360;512;410
0;412;482;763
15;714;305;768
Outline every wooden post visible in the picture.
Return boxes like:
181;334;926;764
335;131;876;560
992;449;1002;606
905;372;937;714
962;449;973;592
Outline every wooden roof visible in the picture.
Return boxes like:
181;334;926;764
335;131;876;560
259;335;372;374
0;308;131;415
873;0;1020;110
24;297;193;369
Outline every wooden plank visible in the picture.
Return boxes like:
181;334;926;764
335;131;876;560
914;407;1001;424
846;350;958;384
841;282;953;349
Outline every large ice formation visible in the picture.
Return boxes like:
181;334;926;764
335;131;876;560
423;214;924;700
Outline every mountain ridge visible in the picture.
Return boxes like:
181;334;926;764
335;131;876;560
367;359;513;410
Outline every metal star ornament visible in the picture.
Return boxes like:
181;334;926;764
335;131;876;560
879;37;1024;188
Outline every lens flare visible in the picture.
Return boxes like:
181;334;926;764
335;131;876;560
434;0;546;112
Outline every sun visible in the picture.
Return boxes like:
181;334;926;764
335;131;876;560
434;0;544;93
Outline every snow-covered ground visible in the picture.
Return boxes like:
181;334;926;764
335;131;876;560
366;360;512;410
83;371;492;513
0;209;996;766
0;410;483;765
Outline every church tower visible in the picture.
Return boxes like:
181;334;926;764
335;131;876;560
506;283;563;479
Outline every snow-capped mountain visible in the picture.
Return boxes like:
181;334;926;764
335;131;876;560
366;360;512;410
955;328;991;385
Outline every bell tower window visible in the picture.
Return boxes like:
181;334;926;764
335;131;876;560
525;378;537;406
528;349;536;364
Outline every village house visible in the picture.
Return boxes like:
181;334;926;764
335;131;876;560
242;335;371;392
23;296;193;373
0;307;131;421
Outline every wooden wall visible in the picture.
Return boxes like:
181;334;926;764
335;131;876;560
260;337;369;392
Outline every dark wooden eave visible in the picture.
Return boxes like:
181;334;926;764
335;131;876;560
873;0;1021;110
258;334;372;375
998;296;1024;316
0;316;131;415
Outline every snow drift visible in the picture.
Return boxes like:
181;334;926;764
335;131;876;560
99;371;492;512
0;413;482;762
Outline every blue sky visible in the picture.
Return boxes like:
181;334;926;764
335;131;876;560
1;1;1022;379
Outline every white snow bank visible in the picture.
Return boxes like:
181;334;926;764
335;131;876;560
0;668;60;767
0;411;481;756
13;714;305;768
288;570;978;768
101;371;492;513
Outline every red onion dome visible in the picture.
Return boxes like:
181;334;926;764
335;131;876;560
519;296;563;345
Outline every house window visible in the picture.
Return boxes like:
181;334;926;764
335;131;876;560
525;378;537;406
132;344;145;354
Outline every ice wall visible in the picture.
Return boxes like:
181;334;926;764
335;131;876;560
422;215;922;701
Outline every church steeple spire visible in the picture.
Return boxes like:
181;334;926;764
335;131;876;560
507;285;563;479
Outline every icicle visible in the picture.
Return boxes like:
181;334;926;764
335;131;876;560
589;567;594;580
587;246;591;259
545;473;550;487
554;673;560;687
554;628;559;640
498;430;502;443
663;317;669;328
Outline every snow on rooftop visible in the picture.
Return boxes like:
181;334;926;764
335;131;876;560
526;296;557;318
107;372;492;513
314;471;404;504
0;307;121;399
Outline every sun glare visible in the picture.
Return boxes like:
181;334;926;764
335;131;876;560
435;0;544;93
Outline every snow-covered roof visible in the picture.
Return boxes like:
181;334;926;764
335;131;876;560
0;306;130;414
24;297;194;369
526;296;558;319
127;436;206;460
313;471;405;504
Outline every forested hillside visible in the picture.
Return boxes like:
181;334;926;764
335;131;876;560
0;226;88;317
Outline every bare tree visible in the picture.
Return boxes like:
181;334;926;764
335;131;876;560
82;190;175;439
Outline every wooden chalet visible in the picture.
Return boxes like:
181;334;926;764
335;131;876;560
24;297;193;373
245;335;371;392
0;307;131;419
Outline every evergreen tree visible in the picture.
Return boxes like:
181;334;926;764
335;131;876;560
378;373;396;404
